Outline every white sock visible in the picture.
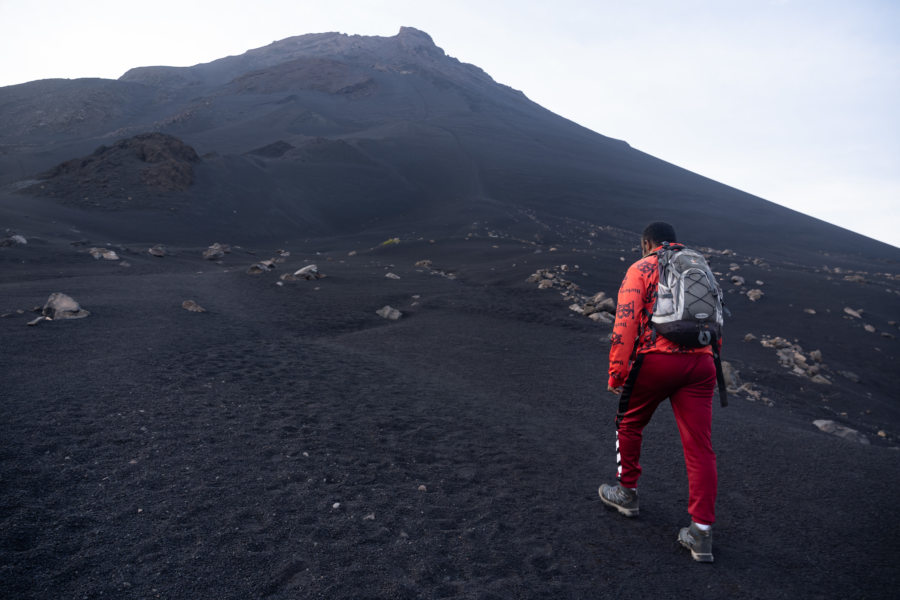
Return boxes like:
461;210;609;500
694;522;711;531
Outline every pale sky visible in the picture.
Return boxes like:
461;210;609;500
1;0;898;247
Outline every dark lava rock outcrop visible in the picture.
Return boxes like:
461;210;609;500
22;133;199;208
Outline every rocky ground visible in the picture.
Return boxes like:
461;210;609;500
1;220;898;599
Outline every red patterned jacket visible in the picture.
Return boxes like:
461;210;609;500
607;244;713;389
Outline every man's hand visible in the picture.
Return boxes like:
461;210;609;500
608;384;622;395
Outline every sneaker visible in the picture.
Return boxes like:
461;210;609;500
678;522;714;563
598;483;639;517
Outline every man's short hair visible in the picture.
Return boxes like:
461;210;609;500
642;222;677;245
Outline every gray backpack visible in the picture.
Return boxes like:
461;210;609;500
650;242;728;405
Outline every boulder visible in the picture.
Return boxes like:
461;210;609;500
376;305;402;320
0;234;27;246
589;312;614;324
720;361;741;391
182;300;207;313
88;247;119;260
203;243;230;260
294;264;322;280
813;420;869;445
595;297;617;313
42;293;90;320
247;260;276;275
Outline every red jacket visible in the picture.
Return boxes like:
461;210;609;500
608;245;713;389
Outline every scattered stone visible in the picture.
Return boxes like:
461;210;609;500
332;502;341;509
182;300;207;313
348;250;358;256
810;374;832;385
755;280;764;286
813;420;869;444
743;333;757;342
730;275;745;286
294;264;322;280
417;485;427;492
722;249;735;256
843;274;866;283
863;324;876;333
275;249;290;258
148;245;166;257
568;303;584;314
590;312;614;324
88;247;119;260
538;280;553;289
415;259;433;268
843;307;862;319
363;513;376;521
838;370;861;383
41;293;89;320
803;308;816;315
746;289;764;301
0;234;27;246
809;350;822;362
247;260;276;275
26;316;47;326
881;332;896;339
203;243;230;260
385;272;401;279
376;305;402;320
720;361;741;391
878;430;887;438
729;263;741;271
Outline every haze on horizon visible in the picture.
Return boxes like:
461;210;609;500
0;0;897;247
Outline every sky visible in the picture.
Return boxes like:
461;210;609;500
1;0;898;247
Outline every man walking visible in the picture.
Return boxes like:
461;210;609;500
599;222;719;563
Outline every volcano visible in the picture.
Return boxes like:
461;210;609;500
1;27;898;600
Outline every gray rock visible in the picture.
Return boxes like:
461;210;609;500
590;312;614;324
0;234;27;246
148;244;167;257
813;420;869;444
376;305;402;320
721;361;741;391
294;264;321;280
88;247;119;260
746;289;764;301
42;293;90;320
843;307;862;319
182;300;207;313
596;297;617;313
203;243;230;260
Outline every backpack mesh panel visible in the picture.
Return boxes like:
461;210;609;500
684;271;716;319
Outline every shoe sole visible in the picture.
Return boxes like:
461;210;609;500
598;487;638;517
678;535;714;562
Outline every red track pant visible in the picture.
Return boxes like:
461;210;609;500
615;352;717;525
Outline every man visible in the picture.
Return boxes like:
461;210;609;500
599;221;719;563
